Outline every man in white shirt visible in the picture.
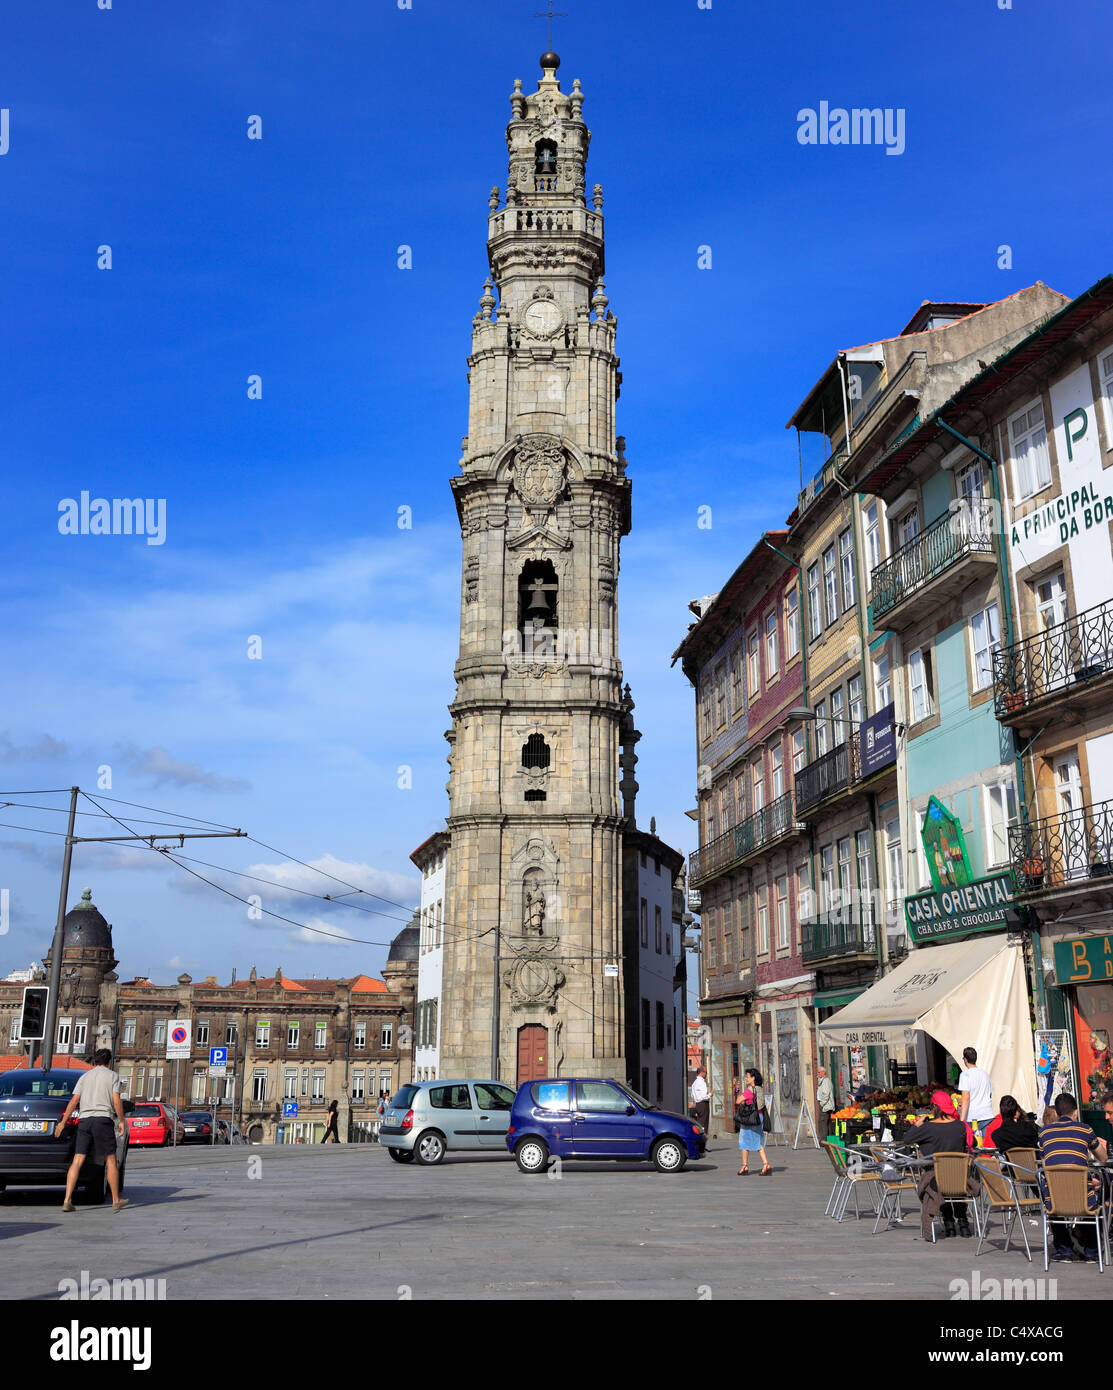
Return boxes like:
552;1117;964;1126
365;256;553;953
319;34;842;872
54;1048;129;1212
816;1067;836;1138
690;1067;710;1132
957;1046;994;1144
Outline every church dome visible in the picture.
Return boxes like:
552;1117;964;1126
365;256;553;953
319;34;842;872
63;888;113;951
386;918;419;965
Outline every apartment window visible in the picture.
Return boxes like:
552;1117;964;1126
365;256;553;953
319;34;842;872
820;845;835;910
284;1069;298;1099
656;1068;664;1103
656;1001;665;1051
312;1071;326;1102
757;884;769;955
719;783;732;832
908;647;935;722
301;1067;309;1097
1037;571;1069;631
255;1020;270;1048
1010;399;1051;499
786;588;800;658
985;779;1018;867
822;544;839;626
193;1069;208;1102
795;864;812;923
706;907;718;970
56;1018;71;1051
897;508;920;548
715;661;727;727
248;1070;266;1102
287;1021;300;1049
765;612;779;677
971;603;1001;691
122;1018;136;1046
72;1019;87;1052
806;563;821;641
1101;349;1113;438
831;687;846;745
751;757;765;812
315;1022;327;1050
152;1019;167;1046
381;1023;393;1049
914;808;933;891
791;727;805;775
730;647;743;715
736;888;750;962
956;461;986;505
351;1071;365;1102
814;701;829;756
848;674;863;726
837;837;854;909
654;904;662;953
734;766;748;824
195;1020;209;1047
770;744;784;800
839;527;856;609
225;1021;238;1047
641;998;651;1050
640;897;648;947
775;876;789;950
884;816;904;915
864;501;881;575
9;1016;19;1045
721;896;734;965
747;631;760;694
857;829;874;903
874;648;892;709
704;797;715;844
354;1021;366;1050
700;677;712;741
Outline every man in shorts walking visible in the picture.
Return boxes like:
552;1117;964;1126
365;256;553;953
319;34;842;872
54;1047;129;1212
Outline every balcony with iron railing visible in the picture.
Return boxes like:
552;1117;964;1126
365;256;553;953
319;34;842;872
794;739;861;816
1008;798;1113;897
993;596;1113;725
688;792;799;888
801;902;879;967
871;499;997;625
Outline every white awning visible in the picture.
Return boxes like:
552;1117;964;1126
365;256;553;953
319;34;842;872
817;935;1037;1113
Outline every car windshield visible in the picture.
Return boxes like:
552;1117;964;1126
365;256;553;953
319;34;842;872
133;1104;163;1117
615;1083;656;1111
0;1072;78;1099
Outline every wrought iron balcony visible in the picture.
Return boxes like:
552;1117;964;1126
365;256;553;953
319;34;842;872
801;903;879;966
794;739;860;816
689;792;799;888
992;596;1113;722
871;500;996;624
1008;798;1113;896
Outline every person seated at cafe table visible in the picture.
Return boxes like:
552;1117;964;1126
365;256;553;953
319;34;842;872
897;1092;979;1240
1039;1092;1107;1263
983;1095;1039;1154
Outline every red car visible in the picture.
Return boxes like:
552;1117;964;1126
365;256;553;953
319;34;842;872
125;1101;184;1147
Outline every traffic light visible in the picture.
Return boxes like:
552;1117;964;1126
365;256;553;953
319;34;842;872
19;985;49;1041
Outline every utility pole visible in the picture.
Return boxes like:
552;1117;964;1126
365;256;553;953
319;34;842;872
40;786;246;1070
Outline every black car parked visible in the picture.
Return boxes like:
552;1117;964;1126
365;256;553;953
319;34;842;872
0;1068;130;1203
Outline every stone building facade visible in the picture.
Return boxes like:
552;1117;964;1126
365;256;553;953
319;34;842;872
0;889;418;1143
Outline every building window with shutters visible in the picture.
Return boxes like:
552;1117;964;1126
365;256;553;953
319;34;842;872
381;1022;393;1050
641;999;650;1050
122;1018;136;1046
252;1070;268;1103
153;1020;167;1046
656;1001;665;1051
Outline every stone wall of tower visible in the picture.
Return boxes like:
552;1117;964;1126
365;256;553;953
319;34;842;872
438;55;632;1086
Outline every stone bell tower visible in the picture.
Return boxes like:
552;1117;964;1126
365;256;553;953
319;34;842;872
439;52;631;1084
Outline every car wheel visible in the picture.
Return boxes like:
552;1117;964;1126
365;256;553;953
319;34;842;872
80;1165;108;1205
414;1131;446;1166
387;1147;415;1164
515;1137;549;1174
651;1137;687;1173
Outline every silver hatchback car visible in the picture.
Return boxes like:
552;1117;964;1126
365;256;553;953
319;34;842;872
378;1079;516;1165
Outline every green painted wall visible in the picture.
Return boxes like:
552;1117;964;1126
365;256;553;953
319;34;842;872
922;471;953;527
906;618;1009;882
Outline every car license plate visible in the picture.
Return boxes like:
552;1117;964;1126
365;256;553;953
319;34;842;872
133;1119;150;1127
1;1120;49;1134
185;1126;197;1132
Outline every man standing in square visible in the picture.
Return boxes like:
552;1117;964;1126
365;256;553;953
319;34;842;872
690;1066;710;1133
54;1048;129;1212
957;1046;995;1145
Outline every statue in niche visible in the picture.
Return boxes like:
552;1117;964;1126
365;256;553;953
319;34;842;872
522;868;546;935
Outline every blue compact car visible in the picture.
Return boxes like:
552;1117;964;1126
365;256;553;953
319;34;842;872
506;1078;706;1173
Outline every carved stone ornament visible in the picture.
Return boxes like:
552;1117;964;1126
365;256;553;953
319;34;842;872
512;434;566;508
502;946;566;1011
527;242;564;270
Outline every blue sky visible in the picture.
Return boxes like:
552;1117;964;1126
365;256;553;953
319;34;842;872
1;0;1110;1010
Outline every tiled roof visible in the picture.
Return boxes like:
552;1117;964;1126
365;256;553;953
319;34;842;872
0;1054;92;1073
349;974;387;994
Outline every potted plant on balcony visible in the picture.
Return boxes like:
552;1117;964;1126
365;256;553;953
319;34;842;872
998;650;1025;715
1015;826;1044;888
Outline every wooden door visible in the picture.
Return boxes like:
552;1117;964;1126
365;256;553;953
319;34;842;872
516;1024;549;1085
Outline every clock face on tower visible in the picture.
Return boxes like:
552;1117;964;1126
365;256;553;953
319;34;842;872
521;297;563;340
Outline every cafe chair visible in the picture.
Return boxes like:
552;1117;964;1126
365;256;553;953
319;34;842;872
1002;1147;1039;1194
930;1152;982;1244
975;1152;1041;1261
830;1144;884;1223
1041;1165;1105;1273
869;1145;916;1234
821;1140;848;1218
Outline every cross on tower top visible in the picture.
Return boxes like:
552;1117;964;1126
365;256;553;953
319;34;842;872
534;2;567;55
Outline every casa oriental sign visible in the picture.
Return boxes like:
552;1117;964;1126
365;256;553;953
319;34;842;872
905;871;1016;945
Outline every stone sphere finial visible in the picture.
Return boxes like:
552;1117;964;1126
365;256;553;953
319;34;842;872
540;51;560;72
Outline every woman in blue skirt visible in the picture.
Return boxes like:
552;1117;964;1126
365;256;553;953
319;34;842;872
735;1068;771;1175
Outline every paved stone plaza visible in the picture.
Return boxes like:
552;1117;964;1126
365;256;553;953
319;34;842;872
1;1139;1106;1301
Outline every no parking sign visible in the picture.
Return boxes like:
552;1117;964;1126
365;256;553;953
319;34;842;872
167;1020;191;1059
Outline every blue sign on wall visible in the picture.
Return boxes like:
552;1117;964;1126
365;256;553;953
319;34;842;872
859;701;897;778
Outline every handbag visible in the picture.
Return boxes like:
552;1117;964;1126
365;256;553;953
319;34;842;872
735;1096;760;1127
761;1107;772;1134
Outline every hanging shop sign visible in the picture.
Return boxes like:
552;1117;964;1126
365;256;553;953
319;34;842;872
1053;932;1113;985
904;870;1015;945
921;795;974;891
859;701;897;778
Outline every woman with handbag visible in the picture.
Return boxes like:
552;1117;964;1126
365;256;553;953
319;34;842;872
734;1067;772;1176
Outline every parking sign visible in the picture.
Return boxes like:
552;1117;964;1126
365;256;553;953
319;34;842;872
166;1020;191;1060
208;1046;227;1076
283;1101;298;1117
